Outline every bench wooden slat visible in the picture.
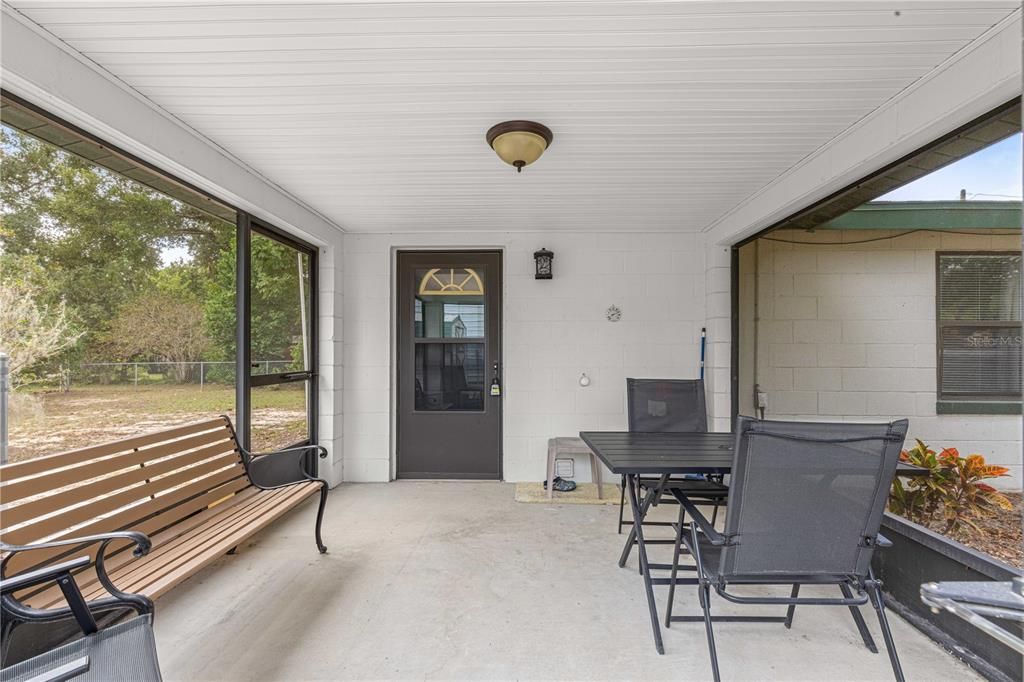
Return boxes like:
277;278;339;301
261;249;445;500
40;487;279;607
128;485;319;601
25;485;270;609
2;439;238;528
5;471;251;575
98;487;307;598
0;418;230;482
2;454;246;545
31;484;317;608
1;429;237;502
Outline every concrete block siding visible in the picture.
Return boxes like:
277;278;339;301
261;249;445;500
341;231;715;483
316;244;345;487
740;229;1022;488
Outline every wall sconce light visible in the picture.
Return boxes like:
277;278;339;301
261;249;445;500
533;248;553;280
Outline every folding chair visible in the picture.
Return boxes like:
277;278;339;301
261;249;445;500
664;417;908;682
618;379;727;546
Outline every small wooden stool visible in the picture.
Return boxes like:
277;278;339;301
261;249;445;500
546;437;603;500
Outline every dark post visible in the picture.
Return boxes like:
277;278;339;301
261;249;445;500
729;246;740;431
236;212;252;451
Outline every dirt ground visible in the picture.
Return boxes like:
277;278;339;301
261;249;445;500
8;384;308;461
909;492;1023;568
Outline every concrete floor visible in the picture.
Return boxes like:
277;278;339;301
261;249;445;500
155;481;977;681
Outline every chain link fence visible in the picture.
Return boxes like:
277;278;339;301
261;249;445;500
75;361;294;388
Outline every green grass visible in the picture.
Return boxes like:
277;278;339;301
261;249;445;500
23;383;304;413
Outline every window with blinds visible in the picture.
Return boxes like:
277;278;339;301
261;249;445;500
937;252;1023;400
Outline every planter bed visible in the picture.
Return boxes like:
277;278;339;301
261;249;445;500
907;492;1022;568
873;512;1023;682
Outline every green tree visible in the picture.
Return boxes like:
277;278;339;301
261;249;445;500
0;124;235;378
106;288;209;383
203;234;308;372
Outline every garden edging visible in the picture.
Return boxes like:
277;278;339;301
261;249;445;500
873;512;1023;682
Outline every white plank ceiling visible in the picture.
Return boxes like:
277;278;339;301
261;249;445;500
8;1;1020;233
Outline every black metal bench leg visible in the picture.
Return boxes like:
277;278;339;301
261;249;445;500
665;502;688;628
784;584;799;628
840;582;878;653
626;475;664;655
867;578;904;682
314;481;329;554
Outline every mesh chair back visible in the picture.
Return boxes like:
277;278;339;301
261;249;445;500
626;379;707;433
719;417;907;578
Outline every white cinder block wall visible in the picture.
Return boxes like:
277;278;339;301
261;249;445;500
739;229;1022;488
341;231;715;483
316;243;345;487
704;243;734;433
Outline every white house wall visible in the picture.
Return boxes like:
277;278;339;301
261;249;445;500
342;231;710;482
740;230;1022;488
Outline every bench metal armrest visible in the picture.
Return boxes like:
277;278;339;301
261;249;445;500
1;532;154;631
248;444;328;461
0;557;92;596
670;490;727;545
1;531;152;561
232;430;331;553
0;557;99;636
242;443;328;490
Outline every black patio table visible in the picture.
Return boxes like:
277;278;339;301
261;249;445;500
579;430;929;655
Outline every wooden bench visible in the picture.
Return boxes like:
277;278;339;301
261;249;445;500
0;416;329;611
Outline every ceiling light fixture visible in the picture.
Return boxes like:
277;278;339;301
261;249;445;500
486;121;553;173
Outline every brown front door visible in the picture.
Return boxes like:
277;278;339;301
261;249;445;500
396;251;502;479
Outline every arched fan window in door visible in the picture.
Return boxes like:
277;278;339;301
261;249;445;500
417;268;485;296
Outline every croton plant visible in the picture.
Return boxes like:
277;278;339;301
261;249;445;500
888;439;1012;533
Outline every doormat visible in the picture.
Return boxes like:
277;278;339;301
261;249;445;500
514;482;621;505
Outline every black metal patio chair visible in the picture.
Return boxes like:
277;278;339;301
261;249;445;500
1;531;162;680
618;378;728;538
664;417;909;682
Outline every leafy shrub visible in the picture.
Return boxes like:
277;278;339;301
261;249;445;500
889;439;1012;533
888;440;945;524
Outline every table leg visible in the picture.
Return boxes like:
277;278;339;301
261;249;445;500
626;474;665;655
618;473;667;568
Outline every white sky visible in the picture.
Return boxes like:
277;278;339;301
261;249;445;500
878;134;1022;202
160;245;192;267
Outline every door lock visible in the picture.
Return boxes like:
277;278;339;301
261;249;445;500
490;362;502;397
